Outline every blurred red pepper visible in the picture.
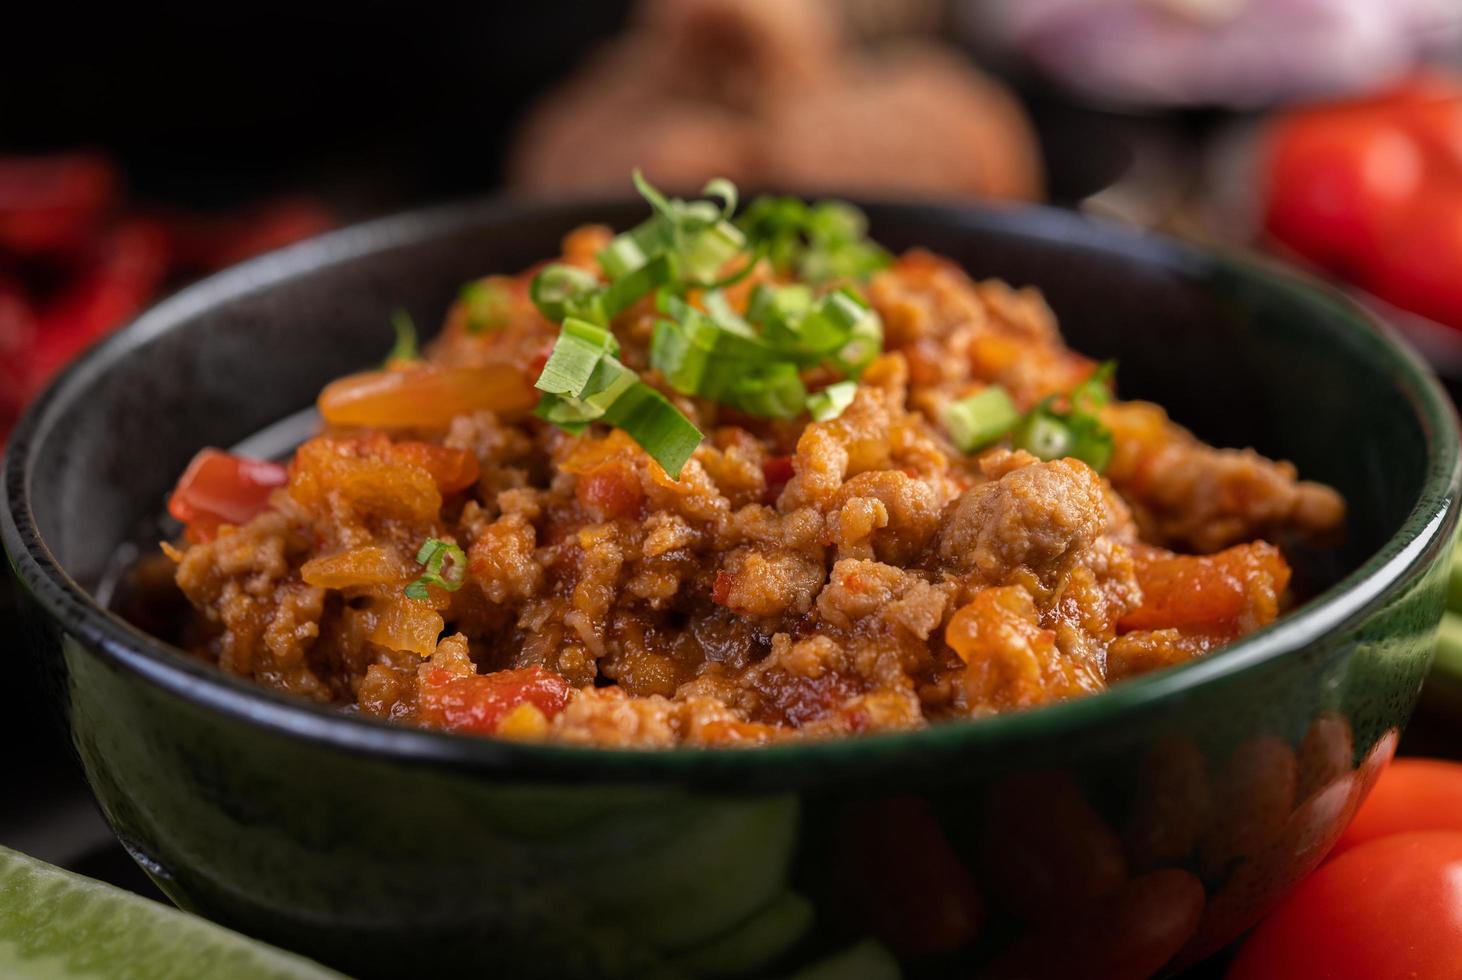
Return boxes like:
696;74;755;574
0;276;38;440
0;153;332;447
1262;73;1462;330
0;154;117;257
26;217;171;393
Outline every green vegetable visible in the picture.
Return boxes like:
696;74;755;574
525;173;894;468
405;538;467;600
738;196;891;284
529;264;607;326
783;940;902;980
807;381;858;422
943;387;1021;452
596;171;750;294
459;279;512;333
535;319;704;478
385;309;418;364
946;362;1118;472
651;284;883;420
0;844;345;979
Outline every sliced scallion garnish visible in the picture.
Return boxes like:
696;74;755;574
385;309;419;365
529;264;607;326
460;278;513;334
405;538;467;600
946;363;1117;471
807;381;858;422
944;387;1021;453
738;196;891;284
534;318;703;478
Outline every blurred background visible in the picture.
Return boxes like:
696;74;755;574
3;0;1462;969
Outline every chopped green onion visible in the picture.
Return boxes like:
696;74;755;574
385;309;418;365
598;383;704;477
944;387;1020;453
738;196;891;284
533;320;703;478
1070;360;1116;416
405;538;467;600
807;381;857;422
534;318;620;397
701;177;738;220
459;279;512;334
530;264;606;326
947;364;1119;472
1015;411;1075;460
1067;420;1114;472
724;363;807;420
603;253;676;317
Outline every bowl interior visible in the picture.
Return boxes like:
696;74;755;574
7;198;1449;727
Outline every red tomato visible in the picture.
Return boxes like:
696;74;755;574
167;449;288;542
1264;112;1426;275
1227;832;1462;980
1332;758;1462;855
416;666;572;735
1383;73;1462;173
1363;186;1462;330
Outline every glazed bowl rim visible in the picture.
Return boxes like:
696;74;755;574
4;194;1459;782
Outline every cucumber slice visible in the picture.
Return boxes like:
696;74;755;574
0;845;343;980
671;892;813;977
783;940;902;980
576;795;800;953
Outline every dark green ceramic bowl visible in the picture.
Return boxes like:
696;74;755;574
4;200;1459;980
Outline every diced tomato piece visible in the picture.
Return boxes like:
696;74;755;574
389;441;480;494
167;449;288;542
761;454;794;504
417;666;572;735
575;464;643;520
1119;542;1290;637
712;570;734;606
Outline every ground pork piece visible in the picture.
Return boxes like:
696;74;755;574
467;512;542;604
780;382;933;511
816;559;948;642
869;251;1093;408
936;452;1109;583
829;470;943;565
1104;400;1346;552
172;511;327;695
799;687;927;737
549;687;755;748
714;546;827;618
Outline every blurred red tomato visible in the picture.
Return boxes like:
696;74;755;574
1262;73;1462;330
1263;113;1424;275
1363;188;1462;330
1227;832;1462;980
1332;757;1462;855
